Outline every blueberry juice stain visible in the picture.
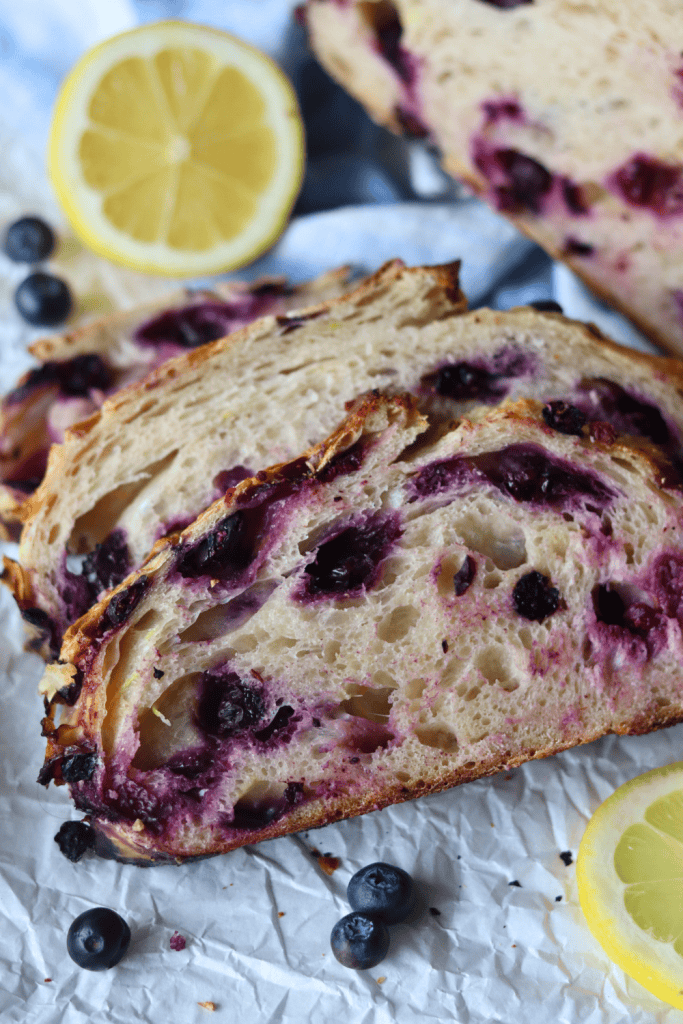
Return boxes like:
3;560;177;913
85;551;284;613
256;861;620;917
424;348;536;405
412;444;614;510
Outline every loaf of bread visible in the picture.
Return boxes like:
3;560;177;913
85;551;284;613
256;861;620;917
8;259;683;659
0;267;352;534
39;391;683;864
304;0;683;355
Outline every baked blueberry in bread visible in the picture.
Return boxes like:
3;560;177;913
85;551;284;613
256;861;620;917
39;392;683;864
304;0;683;355
8;259;683;658
0;268;352;535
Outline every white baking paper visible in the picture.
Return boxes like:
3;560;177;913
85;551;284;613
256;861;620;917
1;2;681;1022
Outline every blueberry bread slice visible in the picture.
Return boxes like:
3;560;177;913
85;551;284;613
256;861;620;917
39;391;683;864
305;0;683;355
10;258;683;657
0;267;352;535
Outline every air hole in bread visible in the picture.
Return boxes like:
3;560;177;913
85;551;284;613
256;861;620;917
225;781;293;831
102;627;157;755
456;514;528;570
483;567;504;590
377;604;420;642
322;640;341;664
132;609;161;633
341;716;394;754
406;677;427;699
178;581;278;643
414;726;459;753
610;456;638;476
295;646;324;660
339;685;395;723
232;633;259;654
132;673;202;771
69;450;178;550
436;554;466;597
372;670;397;688
518;627;533;651
476;646;520;692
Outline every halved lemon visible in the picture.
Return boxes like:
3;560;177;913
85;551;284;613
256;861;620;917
48;21;304;276
577;761;683;1009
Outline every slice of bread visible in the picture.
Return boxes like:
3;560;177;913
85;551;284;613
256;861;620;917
8;259;683;658
304;0;683;355
0;268;352;534
39;392;683;864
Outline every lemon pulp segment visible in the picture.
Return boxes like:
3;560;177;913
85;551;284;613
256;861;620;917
49;22;304;275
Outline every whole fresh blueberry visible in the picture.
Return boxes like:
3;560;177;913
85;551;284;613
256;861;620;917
330;911;390;970
15;272;72;327
3;216;55;263
347;861;415;924
67;907;131;971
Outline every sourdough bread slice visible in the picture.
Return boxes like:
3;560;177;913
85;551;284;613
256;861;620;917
305;0;683;355
0;268;352;534
39;392;683;864
9;259;683;657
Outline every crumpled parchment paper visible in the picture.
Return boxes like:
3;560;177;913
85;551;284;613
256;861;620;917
1;1;682;1022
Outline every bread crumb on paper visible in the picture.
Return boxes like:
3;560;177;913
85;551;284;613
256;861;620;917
376;976;386;984
198;1002;216;1012
310;847;340;875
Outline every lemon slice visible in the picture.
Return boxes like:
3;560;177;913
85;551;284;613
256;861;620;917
577;761;683;1009
49;21;304;276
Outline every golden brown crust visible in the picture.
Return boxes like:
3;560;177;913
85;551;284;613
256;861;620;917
80;702;683;865
2;555;35;607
